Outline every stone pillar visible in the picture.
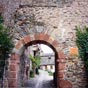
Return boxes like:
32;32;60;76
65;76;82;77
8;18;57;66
57;52;72;88
8;53;20;88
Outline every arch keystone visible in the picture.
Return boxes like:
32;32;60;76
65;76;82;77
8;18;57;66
34;34;40;40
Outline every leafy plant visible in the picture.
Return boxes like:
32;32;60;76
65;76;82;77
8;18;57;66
29;54;41;68
0;16;4;24
30;70;34;78
0;24;14;55
29;54;41;76
0;15;14;79
48;71;53;76
76;26;88;70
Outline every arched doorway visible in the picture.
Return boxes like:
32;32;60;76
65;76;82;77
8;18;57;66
8;33;67;88
23;41;56;88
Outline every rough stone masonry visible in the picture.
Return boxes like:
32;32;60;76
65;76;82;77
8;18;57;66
0;0;88;88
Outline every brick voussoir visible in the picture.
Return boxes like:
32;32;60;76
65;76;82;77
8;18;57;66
23;35;31;44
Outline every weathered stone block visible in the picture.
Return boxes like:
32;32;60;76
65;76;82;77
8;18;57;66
58;63;66;70
58;71;64;78
52;40;59;48
34;34;40;40
58;51;66;59
23;35;31;44
8;72;16;78
9;64;16;71
8;79;17;88
59;80;72;88
15;41;22;49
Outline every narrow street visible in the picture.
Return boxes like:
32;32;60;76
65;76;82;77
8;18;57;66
23;70;56;88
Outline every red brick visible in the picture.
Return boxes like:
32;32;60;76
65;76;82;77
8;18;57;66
34;33;50;42
39;33;45;40
58;51;66;59
10;59;19;64
59;80;73;88
10;53;15;60
58;63;65;70
43;34;50;41
9;64;16;71
34;34;40;40
11;53;20;60
8;72;16;78
14;54;20;60
20;39;25;45
52;40;59;48
8;79;17;88
57;71;64;78
57;59;66;63
23;35;31;44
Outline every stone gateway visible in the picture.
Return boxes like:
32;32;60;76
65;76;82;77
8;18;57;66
0;0;88;88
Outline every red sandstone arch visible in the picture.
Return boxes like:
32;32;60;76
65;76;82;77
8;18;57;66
8;33;72;88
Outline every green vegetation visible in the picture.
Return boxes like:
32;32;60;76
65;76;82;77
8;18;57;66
30;70;35;78
45;70;53;76
29;55;41;77
48;71;53;76
76;26;88;70
0;16;4;24
0;15;14;79
29;54;41;68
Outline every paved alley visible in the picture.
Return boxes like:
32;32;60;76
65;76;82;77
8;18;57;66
23;70;56;88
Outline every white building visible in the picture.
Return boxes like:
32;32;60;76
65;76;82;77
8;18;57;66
40;53;55;73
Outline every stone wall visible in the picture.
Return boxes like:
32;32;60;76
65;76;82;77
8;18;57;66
0;0;88;88
18;52;30;87
0;0;88;55
65;56;88;88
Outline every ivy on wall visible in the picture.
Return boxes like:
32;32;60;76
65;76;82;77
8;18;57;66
76;26;88;70
0;15;14;79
